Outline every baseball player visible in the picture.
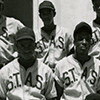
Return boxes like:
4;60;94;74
0;0;24;68
54;22;100;100
35;1;73;71
0;27;57;100
88;0;100;59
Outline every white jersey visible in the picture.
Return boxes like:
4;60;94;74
55;55;100;100
89;21;100;59
0;15;24;65
35;25;73;69
0;58;57;100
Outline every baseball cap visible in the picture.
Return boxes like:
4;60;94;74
16;27;35;41
39;1;55;12
73;22;92;38
0;0;4;4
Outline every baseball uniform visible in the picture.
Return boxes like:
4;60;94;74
89;21;100;59
35;25;73;70
0;58;57;100
0;15;24;65
55;54;100;100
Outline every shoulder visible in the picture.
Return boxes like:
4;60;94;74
57;55;73;64
56;25;69;34
56;25;69;32
55;55;74;70
55;56;68;69
6;17;20;23
34;29;42;42
56;25;72;40
6;17;24;26
0;59;19;77
93;56;100;64
89;21;100;31
37;59;53;73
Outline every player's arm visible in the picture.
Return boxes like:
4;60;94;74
54;65;64;100
55;80;63;100
85;79;100;100
65;31;74;56
0;70;7;99
15;18;25;30
67;46;74;56
44;69;57;100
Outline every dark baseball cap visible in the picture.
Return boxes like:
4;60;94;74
73;22;92;38
0;0;4;4
16;27;35;41
39;1;55;12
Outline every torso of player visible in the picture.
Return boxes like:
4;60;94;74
35;26;72;64
55;55;100;100
1;59;53;99
89;21;100;59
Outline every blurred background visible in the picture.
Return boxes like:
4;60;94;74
3;0;95;35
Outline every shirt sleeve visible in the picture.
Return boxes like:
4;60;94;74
54;64;64;88
0;70;7;98
65;32;74;56
44;69;57;99
0;38;14;65
16;20;25;31
96;67;100;92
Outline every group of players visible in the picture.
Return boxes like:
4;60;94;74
0;0;100;100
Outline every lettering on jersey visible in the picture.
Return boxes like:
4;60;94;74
91;30;100;45
58;36;64;50
90;70;97;85
7;72;44;91
63;72;70;86
2;27;7;34
13;73;21;87
7;76;13;91
25;72;32;86
36;36;65;54
7;72;21;91
63;68;77;87
50;37;55;47
25;73;43;89
36;75;43;89
36;37;48;53
81;67;87;80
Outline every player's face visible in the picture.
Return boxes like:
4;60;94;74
93;0;100;17
17;39;36;60
74;31;91;55
39;8;55;26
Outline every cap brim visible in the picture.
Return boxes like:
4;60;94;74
39;6;54;11
16;36;35;41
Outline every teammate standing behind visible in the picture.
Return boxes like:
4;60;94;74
0;27;57;100
54;22;100;100
0;0;24;68
35;1;73;71
89;0;100;59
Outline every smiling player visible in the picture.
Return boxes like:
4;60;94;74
55;22;100;100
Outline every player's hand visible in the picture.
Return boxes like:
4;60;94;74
85;93;100;100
